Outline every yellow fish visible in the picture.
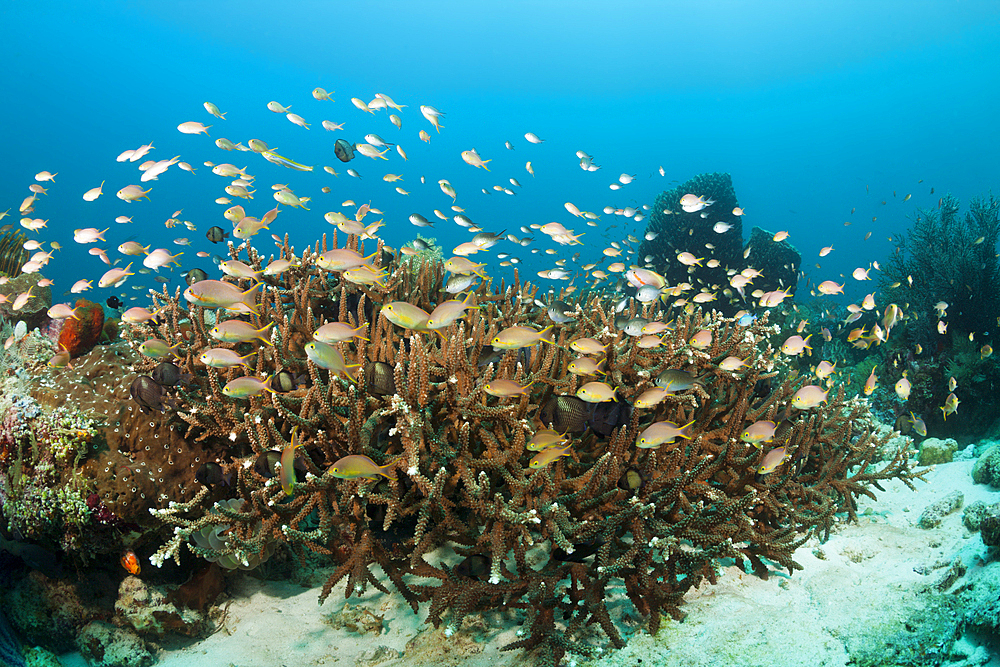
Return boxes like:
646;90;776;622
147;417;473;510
280;428;305;496
329;455;394;480
528;443;573;469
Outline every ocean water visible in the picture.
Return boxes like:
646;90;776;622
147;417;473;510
2;2;1000;666
2;1;998;305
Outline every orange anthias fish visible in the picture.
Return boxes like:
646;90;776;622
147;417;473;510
121;549;140;575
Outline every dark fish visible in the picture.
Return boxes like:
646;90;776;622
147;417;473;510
254;450;281;478
129;376;175;414
334;138;356;163
552;536;604;563
454;554;491;581
106;296;123;309
206;226;228;244
364;361;395;396
539;396;589;434
185;268;209;286
445;273;476;294
412;238;430;250
194;462;232;487
477;344;505;368
152;361;191;387
623;317;648;337
586;391;631;437
270;370;306;393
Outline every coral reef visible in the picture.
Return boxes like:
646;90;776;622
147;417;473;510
638;173;743;294
882;193;1000;342
637;173;800;314
742;226;801;295
0;273;51;331
106;231;927;664
76;621;153;667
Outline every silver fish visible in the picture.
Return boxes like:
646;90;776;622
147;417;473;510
623;317;648;337
446;274;476;294
547;300;576;324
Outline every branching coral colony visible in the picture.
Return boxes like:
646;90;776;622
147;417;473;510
133;231;927;665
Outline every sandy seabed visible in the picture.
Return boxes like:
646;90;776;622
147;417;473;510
53;458;1000;667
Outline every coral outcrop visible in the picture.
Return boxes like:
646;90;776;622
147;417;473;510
112;231;926;664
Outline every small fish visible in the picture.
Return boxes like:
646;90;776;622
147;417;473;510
304;341;360;382
741;420;776;447
199;348;254;369
636;420;695;448
82;180;105;202
329;454;394;480
138;338;181;360
177;121;211;135
492;325;555;350
756;446;791;475
121;549;141;575
279;428;305;495
222;375;276;399
781;334;812;356
940;393;960;420
575;381;617;403
791;385;828;409
895;378;911;400
529;444;573;469
484;379;533;398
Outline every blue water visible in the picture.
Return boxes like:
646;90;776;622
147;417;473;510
1;1;999;307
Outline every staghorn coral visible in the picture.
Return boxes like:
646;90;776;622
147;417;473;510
135;231;927;664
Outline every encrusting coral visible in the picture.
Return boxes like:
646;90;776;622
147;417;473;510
122;228;928;664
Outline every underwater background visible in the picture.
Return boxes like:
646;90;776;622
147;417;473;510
1;2;1000;667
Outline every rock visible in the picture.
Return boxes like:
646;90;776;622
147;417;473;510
918;437;958;465
962;500;997;531
57;298;105;357
982;513;1000;547
23;645;63;667
115;575;206;637
917;490;964;529
972;443;1000;487
5;570;107;653
76;621;152;667
961;561;1000;636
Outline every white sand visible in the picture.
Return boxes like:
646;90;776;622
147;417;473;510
57;458;999;667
